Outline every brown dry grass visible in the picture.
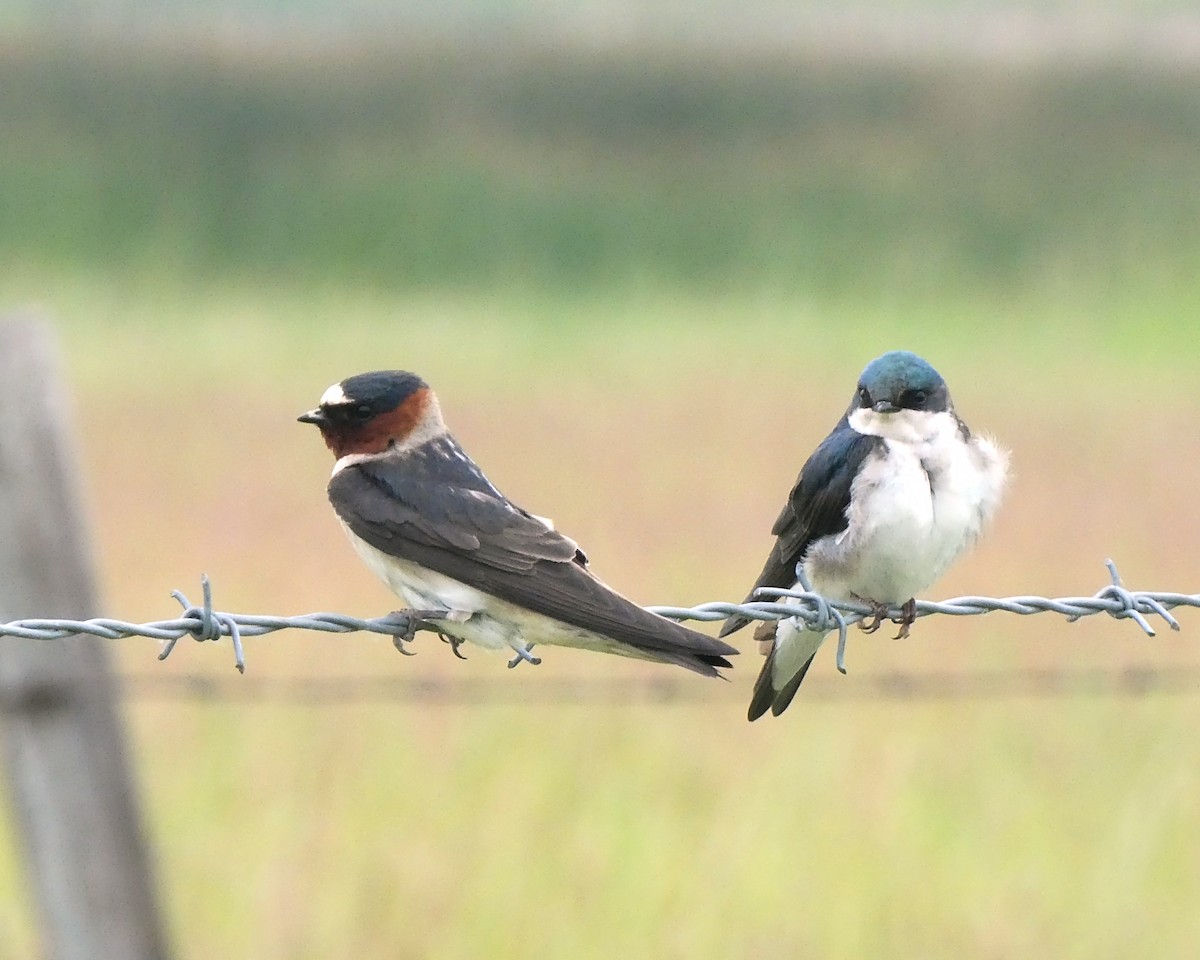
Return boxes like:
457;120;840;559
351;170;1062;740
3;290;1198;958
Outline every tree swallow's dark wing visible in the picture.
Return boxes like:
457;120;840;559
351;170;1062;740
328;454;737;675
719;419;883;637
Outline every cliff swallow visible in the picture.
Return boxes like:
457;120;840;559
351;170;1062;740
300;370;738;676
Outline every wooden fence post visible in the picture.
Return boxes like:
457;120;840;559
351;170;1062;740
0;317;170;960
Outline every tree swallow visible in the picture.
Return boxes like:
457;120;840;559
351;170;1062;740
299;370;739;676
720;350;1009;720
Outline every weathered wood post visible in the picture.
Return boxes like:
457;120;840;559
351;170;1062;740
0;317;170;960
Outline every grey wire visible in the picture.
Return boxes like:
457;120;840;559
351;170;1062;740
0;560;1192;674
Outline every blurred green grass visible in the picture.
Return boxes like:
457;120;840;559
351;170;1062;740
1;28;1199;960
2;36;1200;304
113;696;1200;960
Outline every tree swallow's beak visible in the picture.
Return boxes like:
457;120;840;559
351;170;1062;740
872;399;899;414
297;408;329;426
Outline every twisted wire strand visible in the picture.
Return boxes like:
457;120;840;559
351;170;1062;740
0;560;1193;675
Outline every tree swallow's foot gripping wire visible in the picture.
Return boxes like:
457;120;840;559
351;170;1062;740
855;597;918;639
857;598;891;635
893;598;918;640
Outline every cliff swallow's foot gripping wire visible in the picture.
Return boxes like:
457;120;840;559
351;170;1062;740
389;608;461;657
508;643;542;669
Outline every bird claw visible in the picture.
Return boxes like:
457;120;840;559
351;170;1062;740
855;597;917;638
388;608;465;658
892;598;918;639
442;634;469;660
507;643;542;669
391;635;419;656
857;599;890;635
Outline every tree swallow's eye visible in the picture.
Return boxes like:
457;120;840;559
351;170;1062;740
907;389;928;408
858;386;871;406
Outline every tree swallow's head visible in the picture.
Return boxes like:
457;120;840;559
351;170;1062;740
851;351;950;416
299;370;445;459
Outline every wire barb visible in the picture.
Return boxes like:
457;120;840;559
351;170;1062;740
163;575;246;673
781;568;851;674
0;561;1193;675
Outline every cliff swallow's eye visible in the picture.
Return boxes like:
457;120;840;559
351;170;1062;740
354;404;373;421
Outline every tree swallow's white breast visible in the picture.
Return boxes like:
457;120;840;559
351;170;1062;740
807;406;1008;603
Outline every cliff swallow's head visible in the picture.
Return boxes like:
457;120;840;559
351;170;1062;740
299;370;445;460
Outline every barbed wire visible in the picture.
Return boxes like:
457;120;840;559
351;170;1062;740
0;561;1193;681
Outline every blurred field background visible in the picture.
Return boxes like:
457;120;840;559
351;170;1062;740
2;2;1200;957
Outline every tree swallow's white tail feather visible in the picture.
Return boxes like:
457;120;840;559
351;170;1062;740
747;623;828;720
748;644;815;720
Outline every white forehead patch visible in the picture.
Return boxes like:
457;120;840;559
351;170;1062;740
319;383;349;406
